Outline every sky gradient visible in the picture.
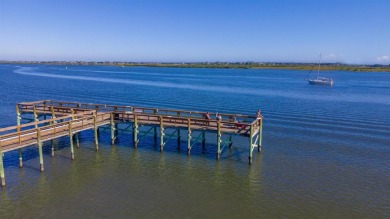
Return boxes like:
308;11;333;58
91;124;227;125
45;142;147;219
1;0;389;64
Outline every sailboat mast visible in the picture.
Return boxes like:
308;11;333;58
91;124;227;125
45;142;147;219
316;54;321;78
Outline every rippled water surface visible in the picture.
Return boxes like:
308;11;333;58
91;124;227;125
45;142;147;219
1;64;389;218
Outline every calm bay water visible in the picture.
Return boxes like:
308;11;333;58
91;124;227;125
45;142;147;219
0;64;389;218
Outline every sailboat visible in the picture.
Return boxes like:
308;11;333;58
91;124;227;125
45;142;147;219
306;54;334;86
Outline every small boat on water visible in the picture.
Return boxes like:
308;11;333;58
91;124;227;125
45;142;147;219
306;54;334;86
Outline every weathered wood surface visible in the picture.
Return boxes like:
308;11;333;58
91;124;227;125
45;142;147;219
2;100;261;153
0;113;110;152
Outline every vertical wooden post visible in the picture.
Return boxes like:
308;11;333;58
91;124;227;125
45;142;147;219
187;119;191;155
154;109;157;144
258;118;263;152
154;127;157;144
0;151;5;187
75;133;80;148
249;124;254;164
217;122;221;160
33;105;38;128
133;114;138;148
94;114;99;151
71;109;75;120
115;123;119;136
229;135;233;149
177;128;181;149
37;128;44;172
110;113;115;145
16;104;23;168
51;106;56;121
69;121;74;160
16;104;21;125
202;130;206;150
50;140;55;157
50;106;56;157
159;116;164;152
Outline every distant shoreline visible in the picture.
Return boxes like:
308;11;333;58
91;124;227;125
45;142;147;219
1;61;390;72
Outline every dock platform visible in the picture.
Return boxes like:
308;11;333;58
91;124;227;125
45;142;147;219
0;100;263;187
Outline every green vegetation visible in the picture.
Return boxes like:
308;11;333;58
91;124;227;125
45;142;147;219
1;61;389;72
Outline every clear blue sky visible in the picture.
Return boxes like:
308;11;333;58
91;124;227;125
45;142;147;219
1;0;389;64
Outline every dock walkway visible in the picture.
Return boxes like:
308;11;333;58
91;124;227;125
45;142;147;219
0;100;263;187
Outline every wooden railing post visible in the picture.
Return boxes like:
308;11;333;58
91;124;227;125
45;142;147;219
33;105;38;128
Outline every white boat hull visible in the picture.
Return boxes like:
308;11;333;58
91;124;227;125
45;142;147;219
307;78;333;86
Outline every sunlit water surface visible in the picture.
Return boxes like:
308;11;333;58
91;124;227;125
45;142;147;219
0;65;389;218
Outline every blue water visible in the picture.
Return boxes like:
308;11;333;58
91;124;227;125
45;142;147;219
1;64;389;218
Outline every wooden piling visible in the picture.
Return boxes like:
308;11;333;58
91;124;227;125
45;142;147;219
0;152;5;187
159;116;164;151
110;113;115;145
51;140;55;157
202;130;206;150
16;105;24;168
37;128;44;172
229;135;233;149
217;122;221;160
50;107;56;156
249;124;254;164
154;127;157;144
187;119;191;155
133;114;138;148
177;129;181;149
93;114;99;151
75;133;80;148
258;118;263;152
33;105;38;128
69;121;74;160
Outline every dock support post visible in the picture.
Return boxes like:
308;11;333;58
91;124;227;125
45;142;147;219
187;119;191;155
229;135;233;149
177;129;181;149
94;114;99;151
18;149;23;168
217;122;221;160
50;106;56;156
202;131;206;153
133;115;139;148
75;133;80;148
69;121;74;160
0;152;5;187
33;105;38;128
258;119;263;152
154;127;157;144
50;106;56;121
16;104;21;125
51;140;55;156
37;128;44;172
16;104;23;167
159;116;164;152
249;125;254;164
110;113;115;145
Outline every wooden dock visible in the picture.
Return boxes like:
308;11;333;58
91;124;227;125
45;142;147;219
0;100;263;187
